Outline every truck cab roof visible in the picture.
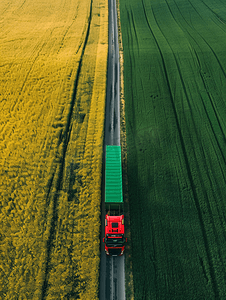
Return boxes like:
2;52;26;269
105;215;124;235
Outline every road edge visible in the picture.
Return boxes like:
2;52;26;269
116;0;135;299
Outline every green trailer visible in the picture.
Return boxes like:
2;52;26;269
105;145;123;212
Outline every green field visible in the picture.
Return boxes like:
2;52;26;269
119;0;226;298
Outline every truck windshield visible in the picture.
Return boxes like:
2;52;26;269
106;236;125;246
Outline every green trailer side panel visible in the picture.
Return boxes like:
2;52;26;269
105;145;123;203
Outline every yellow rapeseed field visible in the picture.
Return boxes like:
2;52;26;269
0;0;108;299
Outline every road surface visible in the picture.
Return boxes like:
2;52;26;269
99;0;126;299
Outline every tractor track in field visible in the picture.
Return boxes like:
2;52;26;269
139;1;222;297
40;1;93;298
139;0;222;297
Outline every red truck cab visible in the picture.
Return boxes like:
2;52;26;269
103;214;126;256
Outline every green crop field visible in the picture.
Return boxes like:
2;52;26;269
119;0;226;298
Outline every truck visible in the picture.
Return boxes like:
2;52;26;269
103;145;127;256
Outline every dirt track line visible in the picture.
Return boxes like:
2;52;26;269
141;2;220;297
40;1;93;299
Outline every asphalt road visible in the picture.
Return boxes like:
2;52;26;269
99;0;126;299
